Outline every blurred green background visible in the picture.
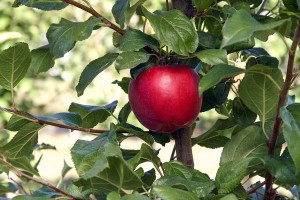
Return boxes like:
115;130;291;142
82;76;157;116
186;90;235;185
0;0;299;197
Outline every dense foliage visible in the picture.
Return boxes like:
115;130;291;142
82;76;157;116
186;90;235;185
0;0;300;199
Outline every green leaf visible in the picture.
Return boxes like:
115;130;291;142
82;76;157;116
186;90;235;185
12;196;53;200
127;143;160;169
232;97;257;127
238;66;284;123
115;51;150;71
193;0;214;11
286;103;300;127
8;157;39;176
220;126;268;169
2;123;42;158
154;176;215;198
0;43;31;91
196;49;227;65
76;53;119;96
74;155;143;194
112;0;129;29
6;115;31;131
112;77;131;94
68;101;117;128
215;158;252;193
151;185;198;200
198;31;221;49
199;64;243;94
33;112;82;127
71;130;121;179
142;7;198;56
161;162;215;198
280;105;300;172
192;118;238;148
30;46;55;74
120;28;159;51
46;17;101;58
221;10;288;48
17;0;68;10
265;148;300;186
107;191;121;200
118;102;131;124
219;194;239;200
121;194;149;200
116;124;154;145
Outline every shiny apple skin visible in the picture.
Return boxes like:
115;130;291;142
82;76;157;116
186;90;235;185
128;65;202;132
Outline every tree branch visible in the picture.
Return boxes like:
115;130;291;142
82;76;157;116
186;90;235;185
0;157;83;200
264;19;300;200
61;0;125;35
172;127;194;168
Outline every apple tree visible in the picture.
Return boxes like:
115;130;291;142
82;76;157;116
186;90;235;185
0;0;300;199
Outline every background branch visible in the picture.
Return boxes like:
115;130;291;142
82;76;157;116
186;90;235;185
264;19;300;200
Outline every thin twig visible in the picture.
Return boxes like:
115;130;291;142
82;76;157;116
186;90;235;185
61;0;125;35
169;143;176;161
0;157;84;200
257;0;268;14
264;19;300;199
247;181;266;195
0;106;108;134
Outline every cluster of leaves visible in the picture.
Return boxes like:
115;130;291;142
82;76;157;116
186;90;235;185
0;0;300;199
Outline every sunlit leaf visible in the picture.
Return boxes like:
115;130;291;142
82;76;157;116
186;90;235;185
220;125;267;169
196;49;227;65
47;17;101;58
115;51;150;71
221;10;288;48
215;158;252;193
199;65;243;94
120;28;158;51
127;143;160;169
142;7;198;56
280;104;300;172
0;43;31;91
2;123;42;158
238;66;284;123
151;185;198;200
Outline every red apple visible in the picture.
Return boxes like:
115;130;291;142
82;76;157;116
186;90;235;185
128;65;202;132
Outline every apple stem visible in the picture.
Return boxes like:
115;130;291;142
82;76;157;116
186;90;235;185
172;127;194;169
